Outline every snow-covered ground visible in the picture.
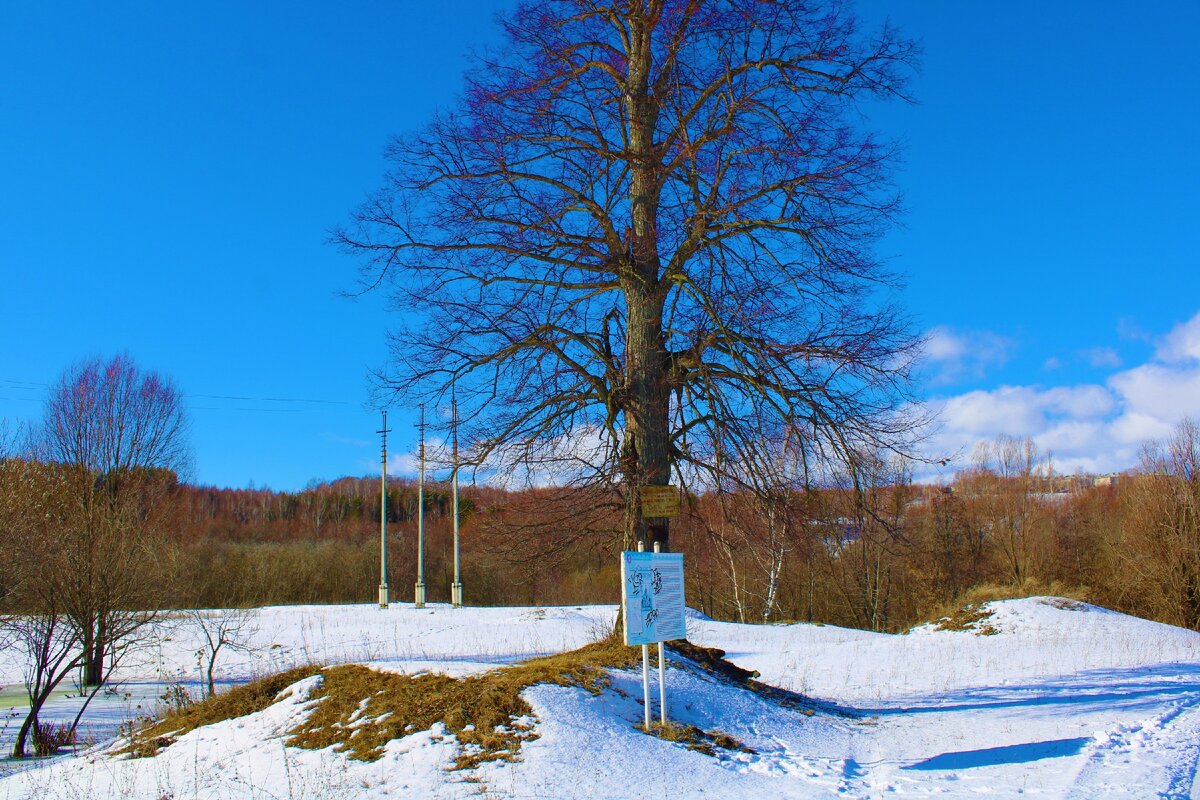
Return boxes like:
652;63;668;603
2;597;1199;798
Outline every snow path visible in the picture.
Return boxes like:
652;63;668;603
1066;685;1200;798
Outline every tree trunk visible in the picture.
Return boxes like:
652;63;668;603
621;12;671;551
623;287;671;547
13;683;54;758
12;710;36;758
81;615;97;687
207;649;219;697
84;616;105;687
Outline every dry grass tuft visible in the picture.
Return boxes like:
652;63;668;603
119;664;322;758
287;635;641;769
33;721;76;756
933;603;999;634
956;580;1089;607
645;720;752;757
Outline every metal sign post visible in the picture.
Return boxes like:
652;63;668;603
621;547;686;729
638;540;651;730
654;541;667;724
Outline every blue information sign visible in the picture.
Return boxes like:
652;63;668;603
621;551;686;646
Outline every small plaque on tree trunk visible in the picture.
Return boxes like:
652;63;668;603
640;485;679;518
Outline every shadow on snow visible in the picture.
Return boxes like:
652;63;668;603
903;737;1091;771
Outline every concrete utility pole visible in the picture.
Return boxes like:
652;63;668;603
414;405;427;608
378;410;390;608
450;387;463;608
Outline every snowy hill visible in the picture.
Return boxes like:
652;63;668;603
2;598;1199;798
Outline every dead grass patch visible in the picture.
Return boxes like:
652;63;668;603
119;664;321;758
645;720;752;757
933;603;999;634
287;636;640;769
960;580;1089;607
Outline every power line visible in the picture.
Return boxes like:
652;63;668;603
185;405;308;414
0;378;353;408
3;400;329;415
188;393;350;406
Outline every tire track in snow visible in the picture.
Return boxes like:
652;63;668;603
1067;696;1200;799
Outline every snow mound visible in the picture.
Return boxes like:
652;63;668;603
1;646;858;800
904;596;1200;645
983;596;1187;638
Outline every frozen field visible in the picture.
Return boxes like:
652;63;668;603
2;597;1199;798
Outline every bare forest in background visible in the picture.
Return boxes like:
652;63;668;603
5;424;1189;636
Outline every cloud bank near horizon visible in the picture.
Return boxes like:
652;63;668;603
922;311;1200;479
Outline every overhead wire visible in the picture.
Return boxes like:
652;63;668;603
0;377;355;414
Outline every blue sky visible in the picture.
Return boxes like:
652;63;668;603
2;1;1198;489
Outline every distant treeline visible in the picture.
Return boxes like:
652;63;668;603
156;425;1199;634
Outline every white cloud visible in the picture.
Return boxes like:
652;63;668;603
926;384;1116;461
922;383;1136;475
920;310;1200;477
1108;411;1174;446
1155;312;1200;363
1118;317;1153;343
1041;385;1115;418
386;435;451;478
385;425;614;489
1108;363;1200;421
1081;346;1122;368
934;387;1047;438
924;327;968;361
1035;420;1105;455
921;326;1015;385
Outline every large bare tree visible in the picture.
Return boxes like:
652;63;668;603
341;1;921;548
